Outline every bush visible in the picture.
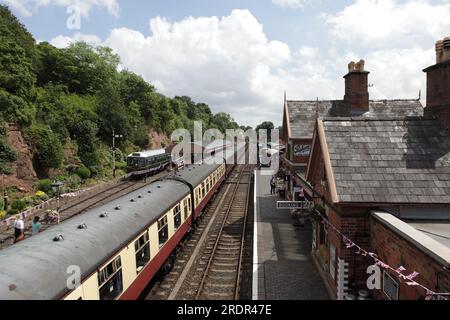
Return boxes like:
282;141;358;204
66;174;81;190
0;197;3;211
76;166;91;180
35;191;48;200
26;125;63;169
11;199;27;212
115;161;127;170
88;165;103;177
0;163;13;175
7;209;18;216
0;211;5;219
36;179;52;193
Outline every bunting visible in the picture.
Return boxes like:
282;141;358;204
316;211;449;300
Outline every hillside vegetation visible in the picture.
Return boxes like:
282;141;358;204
0;5;243;214
0;5;241;214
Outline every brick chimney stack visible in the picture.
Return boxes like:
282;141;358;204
424;37;450;109
344;59;370;113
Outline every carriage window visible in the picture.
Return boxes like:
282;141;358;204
135;232;150;273
98;256;123;300
188;198;191;212
183;199;189;220
158;216;169;246
201;182;206;198
174;204;182;229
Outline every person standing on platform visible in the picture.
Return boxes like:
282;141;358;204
13;217;25;243
270;176;276;195
31;216;42;235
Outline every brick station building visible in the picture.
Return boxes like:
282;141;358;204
280;60;422;201
282;37;450;299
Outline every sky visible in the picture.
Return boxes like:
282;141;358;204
2;0;450;127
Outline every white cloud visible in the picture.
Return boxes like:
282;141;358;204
272;0;305;9
104;10;292;127
298;46;319;59
324;0;450;49
2;0;119;17
45;7;443;127
365;47;434;101
50;32;102;48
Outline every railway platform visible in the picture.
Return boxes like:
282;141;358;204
253;170;329;300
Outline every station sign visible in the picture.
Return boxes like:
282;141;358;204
276;201;314;209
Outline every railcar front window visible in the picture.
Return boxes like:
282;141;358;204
135;232;150;273
158;216;168;246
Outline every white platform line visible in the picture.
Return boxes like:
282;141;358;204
252;170;259;300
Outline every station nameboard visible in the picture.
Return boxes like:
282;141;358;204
276;201;314;209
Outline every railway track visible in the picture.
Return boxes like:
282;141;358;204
146;164;253;300
0;170;170;248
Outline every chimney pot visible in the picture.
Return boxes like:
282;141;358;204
443;37;450;63
436;40;444;63
424;37;450;132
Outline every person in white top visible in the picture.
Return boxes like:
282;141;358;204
14;218;25;243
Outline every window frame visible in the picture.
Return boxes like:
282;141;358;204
98;256;123;300
158;215;169;247
173;204;182;230
134;231;151;273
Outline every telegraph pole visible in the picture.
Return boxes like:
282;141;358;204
112;129;123;178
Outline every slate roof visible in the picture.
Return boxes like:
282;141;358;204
323;117;450;204
286;99;424;139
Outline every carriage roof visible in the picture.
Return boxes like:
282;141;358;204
127;149;166;158
0;158;225;300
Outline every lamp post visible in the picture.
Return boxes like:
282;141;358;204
3;190;8;211
51;180;64;212
112;129;123;179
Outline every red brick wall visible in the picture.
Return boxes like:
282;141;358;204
308;140;374;294
370;217;450;300
426;62;450;109
344;71;369;111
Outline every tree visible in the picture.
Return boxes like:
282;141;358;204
0;122;17;174
97;82;131;143
35;42;78;91
72;120;99;167
256;121;275;143
0;6;36;125
0;5;38;66
27;125;63;169
256;121;275;136
211;112;239;133
64;42;120;94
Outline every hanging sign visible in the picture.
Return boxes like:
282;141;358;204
276;201;314;209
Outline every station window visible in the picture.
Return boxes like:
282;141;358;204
158;216;169;246
173;204;182;229
98;256;123;300
135;231;150;273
